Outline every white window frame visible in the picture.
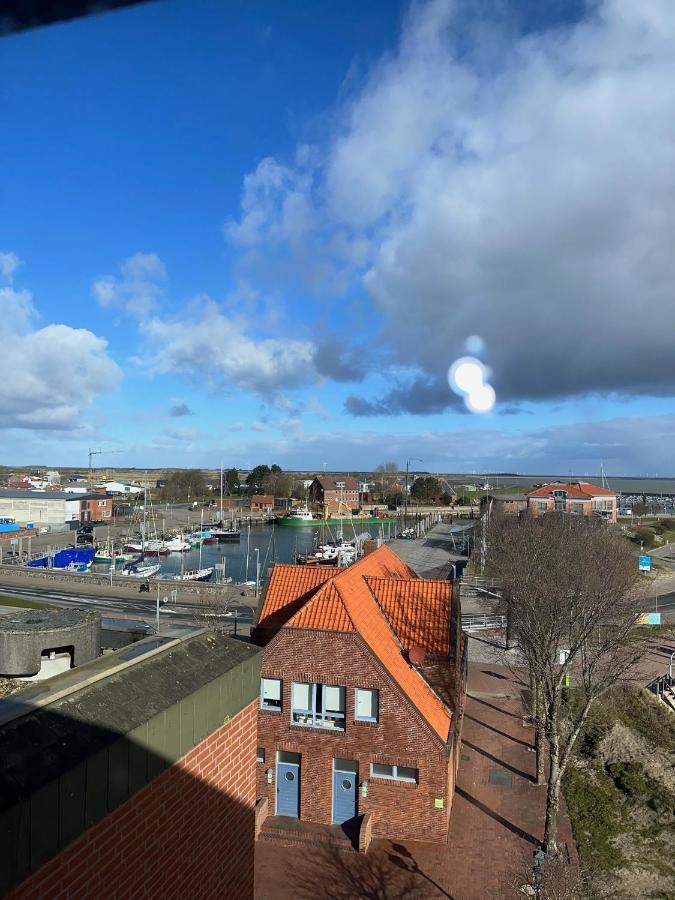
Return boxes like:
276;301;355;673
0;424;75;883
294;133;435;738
291;682;345;731
354;688;379;723
260;677;282;712
370;763;418;783
256;747;265;763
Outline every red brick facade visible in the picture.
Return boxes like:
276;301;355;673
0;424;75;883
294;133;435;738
7;699;258;900
257;630;461;843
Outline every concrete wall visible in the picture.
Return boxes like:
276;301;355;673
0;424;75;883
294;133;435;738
0;497;72;528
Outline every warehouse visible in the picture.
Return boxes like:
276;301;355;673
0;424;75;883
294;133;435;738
0;491;112;529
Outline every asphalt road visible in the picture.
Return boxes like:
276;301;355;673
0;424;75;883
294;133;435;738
0;582;256;631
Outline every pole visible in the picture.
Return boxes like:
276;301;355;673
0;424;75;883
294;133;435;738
199;508;203;571
220;463;223;524
255;547;260;599
156;581;160;634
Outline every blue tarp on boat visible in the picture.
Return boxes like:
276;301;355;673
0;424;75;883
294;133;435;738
27;546;96;570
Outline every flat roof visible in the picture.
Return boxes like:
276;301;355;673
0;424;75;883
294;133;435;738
0;490;106;501
0;631;262;810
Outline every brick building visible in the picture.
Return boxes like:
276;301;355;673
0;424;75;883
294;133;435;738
308;476;360;514
79;493;113;522
479;493;528;516
0;631;262;899
251;494;274;513
526;481;618;523
251;545;466;844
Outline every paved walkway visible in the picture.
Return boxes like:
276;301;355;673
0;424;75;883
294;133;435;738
254;663;577;900
390;522;473;580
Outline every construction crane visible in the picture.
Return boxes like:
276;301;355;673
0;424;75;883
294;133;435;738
88;448;124;486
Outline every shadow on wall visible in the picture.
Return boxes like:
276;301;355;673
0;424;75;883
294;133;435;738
0;701;255;900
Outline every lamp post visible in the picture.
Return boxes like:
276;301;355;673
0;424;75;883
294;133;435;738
254;547;260;599
405;458;422;526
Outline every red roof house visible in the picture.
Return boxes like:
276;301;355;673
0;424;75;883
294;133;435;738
251;545;466;844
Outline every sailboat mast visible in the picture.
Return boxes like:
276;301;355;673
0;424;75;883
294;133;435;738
245;522;250;582
199;508;203;570
220;464;223;524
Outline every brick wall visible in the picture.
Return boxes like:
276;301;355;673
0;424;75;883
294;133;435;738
7;699;258;900
257;630;454;843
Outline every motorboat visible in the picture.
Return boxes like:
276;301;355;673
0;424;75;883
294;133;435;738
277;507;315;526
121;563;161;578
164;536;191;552
172;567;214;582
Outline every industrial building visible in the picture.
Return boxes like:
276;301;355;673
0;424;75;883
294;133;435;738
0;490;112;528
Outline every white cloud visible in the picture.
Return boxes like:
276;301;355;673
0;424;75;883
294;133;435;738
227;0;675;411
140;296;317;394
0;289;121;431
93;252;167;318
0;251;21;283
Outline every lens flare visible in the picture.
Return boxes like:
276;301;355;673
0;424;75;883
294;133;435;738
465;383;496;414
448;357;485;396
464;334;485;355
448;349;496;414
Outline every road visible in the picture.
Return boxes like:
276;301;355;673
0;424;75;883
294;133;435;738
0;582;256;631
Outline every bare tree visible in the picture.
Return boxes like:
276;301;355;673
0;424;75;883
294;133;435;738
487;513;646;853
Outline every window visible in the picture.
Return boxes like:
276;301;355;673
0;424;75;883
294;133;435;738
370;763;418;783
256;747;265;763
355;688;379;722
537;501;547;512
260;678;282;711
291;682;345;730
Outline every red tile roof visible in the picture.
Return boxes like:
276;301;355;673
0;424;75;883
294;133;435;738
257;545;453;742
365;577;452;656
527;481;616;500
255;564;339;635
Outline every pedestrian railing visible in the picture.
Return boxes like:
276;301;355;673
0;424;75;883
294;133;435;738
462;614;507;631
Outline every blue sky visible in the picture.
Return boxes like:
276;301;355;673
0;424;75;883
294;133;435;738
2;0;675;475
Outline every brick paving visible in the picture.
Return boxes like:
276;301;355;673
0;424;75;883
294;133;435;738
254;661;578;900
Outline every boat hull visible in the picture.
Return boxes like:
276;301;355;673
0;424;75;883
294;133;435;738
277;516;398;527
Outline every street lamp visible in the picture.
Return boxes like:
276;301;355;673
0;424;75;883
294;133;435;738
405;458;422;525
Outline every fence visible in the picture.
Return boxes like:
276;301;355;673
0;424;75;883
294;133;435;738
462;614;507;632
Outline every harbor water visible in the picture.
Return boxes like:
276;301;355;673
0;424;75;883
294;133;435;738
90;521;390;583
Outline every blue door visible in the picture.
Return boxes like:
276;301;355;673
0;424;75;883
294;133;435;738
332;766;357;824
276;761;300;818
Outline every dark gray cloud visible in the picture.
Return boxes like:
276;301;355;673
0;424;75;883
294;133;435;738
345;375;462;416
169;402;193;418
313;339;368;383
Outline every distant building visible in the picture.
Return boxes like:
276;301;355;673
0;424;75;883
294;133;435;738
252;545;466;844
97;481;143;496
479;494;528;516
67;473;88;483
308;475;360;512
0;490;112;527
250;495;274;513
526;482;618;523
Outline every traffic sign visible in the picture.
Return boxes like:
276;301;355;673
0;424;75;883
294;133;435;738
639;555;651;571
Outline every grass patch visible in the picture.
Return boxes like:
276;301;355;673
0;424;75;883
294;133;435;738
563;765;627;872
0;595;50;610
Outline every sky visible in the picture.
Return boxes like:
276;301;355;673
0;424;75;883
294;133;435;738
2;0;675;476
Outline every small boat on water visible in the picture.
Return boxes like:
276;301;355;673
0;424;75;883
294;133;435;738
278;507;315;526
172;567;214;582
209;529;241;542
27;546;95;572
187;530;216;546
124;540;169;556
121;563;161;578
164;536;191;552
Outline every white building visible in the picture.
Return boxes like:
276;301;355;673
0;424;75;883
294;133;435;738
0;491;84;528
97;482;143;496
